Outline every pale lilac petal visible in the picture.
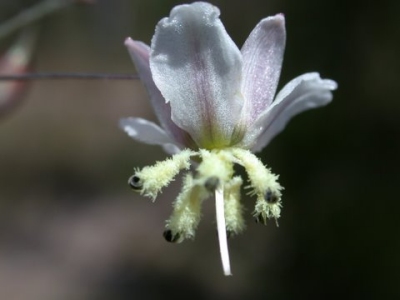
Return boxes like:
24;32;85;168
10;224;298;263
119;117;181;154
150;2;244;148
161;143;182;155
246;73;337;151
124;38;195;149
241;14;286;120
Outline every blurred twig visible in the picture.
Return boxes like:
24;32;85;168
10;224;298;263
0;0;76;40
0;73;139;81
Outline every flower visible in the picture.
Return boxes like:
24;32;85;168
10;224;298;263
120;2;337;276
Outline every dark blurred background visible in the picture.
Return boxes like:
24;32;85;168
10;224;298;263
0;0;399;299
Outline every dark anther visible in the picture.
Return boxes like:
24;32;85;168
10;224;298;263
163;230;180;243
254;214;267;225
265;189;278;204
128;174;142;190
204;176;220;192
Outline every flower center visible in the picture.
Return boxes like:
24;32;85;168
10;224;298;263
128;147;283;240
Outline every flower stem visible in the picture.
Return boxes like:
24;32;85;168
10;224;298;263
215;188;232;276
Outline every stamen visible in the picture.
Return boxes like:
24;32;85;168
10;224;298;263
224;176;245;236
215;188;232;276
132;149;194;200
165;173;206;241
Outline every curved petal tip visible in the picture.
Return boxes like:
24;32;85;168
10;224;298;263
247;72;337;152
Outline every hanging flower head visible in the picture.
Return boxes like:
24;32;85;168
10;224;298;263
120;2;337;276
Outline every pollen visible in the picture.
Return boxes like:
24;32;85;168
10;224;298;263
128;147;283;239
132;149;194;200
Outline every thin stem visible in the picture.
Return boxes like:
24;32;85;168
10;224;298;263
0;73;139;81
215;188;232;276
0;0;75;40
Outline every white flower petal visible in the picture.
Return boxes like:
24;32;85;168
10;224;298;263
248;73;338;152
119;117;181;154
241;14;286;120
150;2;244;148
161;143;182;155
124;38;195;149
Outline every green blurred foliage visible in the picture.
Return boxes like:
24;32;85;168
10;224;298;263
0;0;399;299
